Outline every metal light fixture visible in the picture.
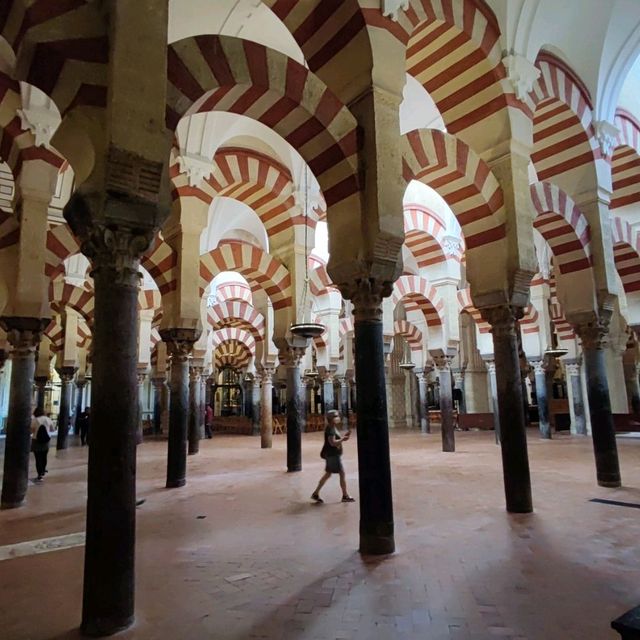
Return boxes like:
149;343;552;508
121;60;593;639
290;164;324;340
399;337;415;370
544;346;569;358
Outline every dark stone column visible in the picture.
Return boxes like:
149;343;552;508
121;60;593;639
160;330;199;487
188;365;202;455
485;306;533;514
435;357;455;452
199;375;206;440
486;360;501;443
576;321;621;488
285;347;306;472
299;375;308;433
417;372;429;434
322;373;335;414
151;377;165;434
56;367;77;450
260;368;273;448
337;376;349;428
531;360;551;439
565;360;587;435
0;319;46;509
75;224;153;636
251;377;261;436
136;371;146;445
75;379;86;426
34;376;48;414
350;280;395;555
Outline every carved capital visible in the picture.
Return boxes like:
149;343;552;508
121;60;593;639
1;317;48;358
575;320;608;350
565;361;581;377
160;328;201;363
343;278;392;323
282;346;306;368
530;360;546;376
434;355;453;371
594;120;620;159
485;360;496;375
481;305;522;339
261;368;275;384
56;366;78;383
502;54;541;102
382;0;409;21
151;376;167;388
34;375;49;388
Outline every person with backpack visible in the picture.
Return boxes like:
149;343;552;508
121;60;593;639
31;408;53;482
311;409;355;503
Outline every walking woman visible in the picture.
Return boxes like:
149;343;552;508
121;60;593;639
31;408;52;481
311;409;355;503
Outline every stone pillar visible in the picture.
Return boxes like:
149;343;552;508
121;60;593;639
624;362;640;416
56;367;77;450
322;373;335;415
417;372;429;434
565;360;587;435
285;347;306;472
435;357;455;452
299;375;308;434
350;280;394;555
160;330;199;487
251;377;261;436
575;322;621;487
338;376;349;428
486;360;500;443
260;368;274;448
160;377;170;434
199;375;207;440
151;377;165;434
531;360;551;439
34;376;48;414
75;379;87;426
0;319;45;509
136;371;146;445
452;369;466;414
485;306;533;514
188;365;201;455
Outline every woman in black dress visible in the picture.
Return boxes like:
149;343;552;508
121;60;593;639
311;410;355;503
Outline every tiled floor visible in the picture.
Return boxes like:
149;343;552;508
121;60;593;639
1;429;639;640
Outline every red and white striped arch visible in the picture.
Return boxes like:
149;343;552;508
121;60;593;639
402;128;505;251
457;287;491;334
392;275;444;327
215;281;253;306
394;319;423;352
45;223;79;279
403;204;451;268
199;240;291;311
530;181;592;275
611;216;640;295
212;326;256;352
519;305;540;335
611;109;640;210
213;339;253;371
167;36;359;210
49;279;94;325
142;235;177;297
530;53;599;184
138;288;161;313
171;147;299;247
207;300;265;343
339;317;354;339
549;274;576;342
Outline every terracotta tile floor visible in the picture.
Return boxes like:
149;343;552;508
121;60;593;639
1;429;640;640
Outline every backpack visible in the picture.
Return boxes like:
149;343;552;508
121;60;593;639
36;423;51;444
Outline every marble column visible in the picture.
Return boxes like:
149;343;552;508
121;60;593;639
417;372;429;434
486;360;500;443
565;360;587;435
576;322;621;487
56;366;77;450
351;280;394;555
624;362;640;416
199;376;207;440
260;368;274;448
338;376;349;428
0;320;45;509
34;376;48;414
251;377;261;436
435;357;455;452
299;375;308;434
136;371;146;445
485;306;533;513
75;379;87;427
160;330;199;487
151;377;165;434
322;373;335;415
285;347;306;472
531;360;551;439
188;365;202;455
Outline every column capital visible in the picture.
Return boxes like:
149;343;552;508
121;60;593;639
150;375;167;388
529;360;546;376
261;368;275;384
56;365;78;383
565;361;581;377
574;319;609;350
342;278;392;323
434;355;453;371
481;305;523;338
282;346;306;368
34;375;49;386
1;317;48;356
160;328;201;362
189;366;202;383
485;360;497;374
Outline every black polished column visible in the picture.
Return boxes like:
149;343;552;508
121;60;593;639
75;378;86;427
285;347;305;472
0;319;46;509
485;306;533;513
532;360;551;439
151;377;164;434
435;357;455;452
565;360;587;435
160;329;199;487
351;280;394;555
34;376;48;414
576;322;621;487
56;366;77;450
188;364;201;455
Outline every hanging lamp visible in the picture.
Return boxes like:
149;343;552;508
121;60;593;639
290;164;325;340
399;337;416;370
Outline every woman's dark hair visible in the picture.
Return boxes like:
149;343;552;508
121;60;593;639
34;407;45;418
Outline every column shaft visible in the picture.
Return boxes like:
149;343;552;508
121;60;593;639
35;377;47;414
286;357;303;472
533;362;551;439
56;369;76;450
566;363;587;435
251;380;261;436
260;371;273;448
188;367;201;455
437;361;455;452
417;375;429;434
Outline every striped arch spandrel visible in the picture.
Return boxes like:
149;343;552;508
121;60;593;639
401;127;509;296
611;109;640;211
611;216;640;327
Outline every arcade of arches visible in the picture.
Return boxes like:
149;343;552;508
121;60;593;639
1;1;640;638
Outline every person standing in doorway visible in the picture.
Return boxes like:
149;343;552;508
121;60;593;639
31;408;53;481
311;409;355;503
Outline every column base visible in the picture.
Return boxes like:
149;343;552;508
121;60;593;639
166;479;186;489
506;503;533;514
261;443;272;449
81;613;134;637
1;499;25;510
359;531;395;555
598;478;622;488
287;465;302;473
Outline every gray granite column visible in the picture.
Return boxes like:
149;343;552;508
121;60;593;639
435;357;455;452
486;360;500;443
0;319;46;509
251;376;261;436
531;360;551;439
417;372;429;434
485;306;533;513
151;377;164;434
285;347;306;472
136;370;146;445
322;372;335;415
260;368;274;448
575;321;621;487
565;360;587;435
75;379;86;427
56;366;77;450
188;365;201;455
34;376;48;414
338;375;349;428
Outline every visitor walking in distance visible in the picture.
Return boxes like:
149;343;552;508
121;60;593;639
31;408;53;481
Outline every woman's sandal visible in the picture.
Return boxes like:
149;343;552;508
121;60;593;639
311;493;324;503
341;495;355;502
